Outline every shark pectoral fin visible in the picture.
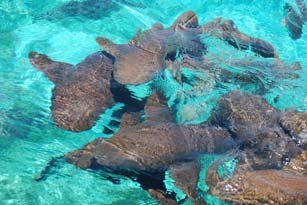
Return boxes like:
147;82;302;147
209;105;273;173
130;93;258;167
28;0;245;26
29;51;73;84
169;159;205;205
172;10;199;29
144;92;175;124
96;37;118;56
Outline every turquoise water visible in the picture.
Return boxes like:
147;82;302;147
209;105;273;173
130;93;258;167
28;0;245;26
0;0;306;204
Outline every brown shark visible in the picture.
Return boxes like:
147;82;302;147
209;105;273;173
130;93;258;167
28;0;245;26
65;92;236;204
29;51;115;132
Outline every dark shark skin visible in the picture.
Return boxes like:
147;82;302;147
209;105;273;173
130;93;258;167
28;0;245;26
29;51;115;132
65;93;236;204
37;0;145;21
284;0;307;40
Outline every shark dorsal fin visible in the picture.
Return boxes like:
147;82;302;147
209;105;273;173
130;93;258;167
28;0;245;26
172;10;199;29
144;92;175;123
29;52;73;84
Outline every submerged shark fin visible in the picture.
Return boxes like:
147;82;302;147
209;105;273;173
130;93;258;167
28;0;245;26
169;159;205;204
29;52;73;84
172;10;199;29
144;92;175;123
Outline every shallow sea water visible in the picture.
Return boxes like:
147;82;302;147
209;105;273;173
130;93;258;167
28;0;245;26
0;0;306;204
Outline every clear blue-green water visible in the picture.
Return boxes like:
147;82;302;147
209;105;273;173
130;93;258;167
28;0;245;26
0;0;306;204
